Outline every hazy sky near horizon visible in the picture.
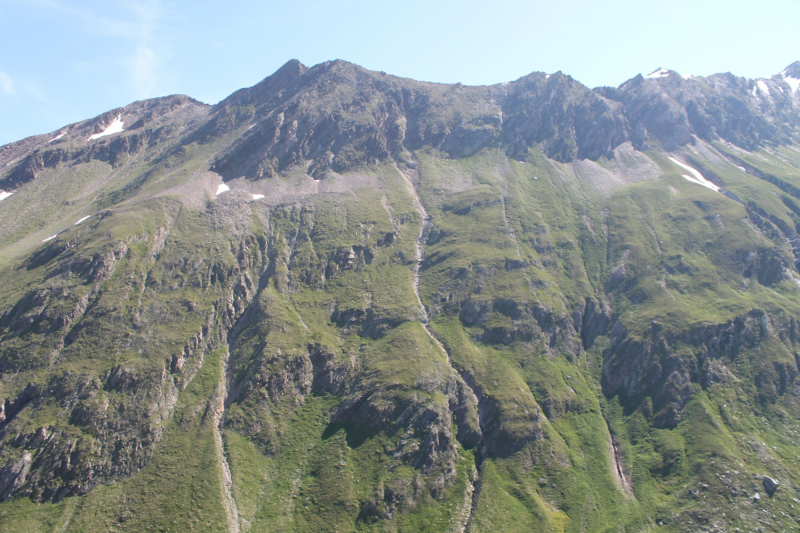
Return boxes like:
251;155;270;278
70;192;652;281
0;0;797;145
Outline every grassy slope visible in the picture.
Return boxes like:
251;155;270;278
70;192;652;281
2;137;800;533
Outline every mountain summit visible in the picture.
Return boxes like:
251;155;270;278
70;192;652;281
1;60;800;532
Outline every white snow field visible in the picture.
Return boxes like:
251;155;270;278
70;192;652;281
782;70;800;93
669;157;720;192
757;80;771;97
74;215;91;225
42;235;57;242
88;115;124;141
216;183;231;196
251;194;265;200
645;68;670;79
49;132;66;143
0;191;13;202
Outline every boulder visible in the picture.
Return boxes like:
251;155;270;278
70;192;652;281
763;476;779;495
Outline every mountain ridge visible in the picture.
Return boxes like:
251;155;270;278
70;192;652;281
3;58;798;191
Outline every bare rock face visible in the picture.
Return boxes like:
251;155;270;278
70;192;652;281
597;67;800;151
0;95;209;193
601;310;795;428
0;451;32;501
207;60;635;183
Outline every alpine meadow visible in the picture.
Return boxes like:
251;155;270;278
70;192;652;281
1;58;800;532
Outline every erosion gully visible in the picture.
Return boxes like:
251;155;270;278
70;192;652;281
396;164;482;532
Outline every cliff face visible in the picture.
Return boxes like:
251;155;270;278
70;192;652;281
597;65;800;151
203;60;634;183
0;59;800;532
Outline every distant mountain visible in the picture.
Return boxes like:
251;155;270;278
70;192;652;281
0;59;799;532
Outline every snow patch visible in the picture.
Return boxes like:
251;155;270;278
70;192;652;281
782;70;800;93
49;132;66;143
248;124;255;130
545;74;550;79
757;80;771;97
669;156;720;192
74;215;91;225
0;191;13;202
645;68;671;79
681;173;717;191
251;194;265;200
216;183;230;196
752;86;759;97
42;234;57;242
88;115;124;141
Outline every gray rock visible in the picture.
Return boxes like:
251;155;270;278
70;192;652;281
0;451;32;501
763;476;779;495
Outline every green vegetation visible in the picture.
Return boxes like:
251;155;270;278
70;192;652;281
2;62;800;532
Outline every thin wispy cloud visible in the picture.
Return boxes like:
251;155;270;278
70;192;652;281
0;68;15;94
6;0;171;98
5;0;164;38
0;66;48;102
131;45;159;98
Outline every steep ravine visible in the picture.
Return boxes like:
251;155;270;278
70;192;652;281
395;163;482;532
213;347;241;533
605;419;633;497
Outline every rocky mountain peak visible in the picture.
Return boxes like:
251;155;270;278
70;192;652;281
598;62;800;151
781;61;800;96
782;60;800;78
644;67;681;80
216;59;309;109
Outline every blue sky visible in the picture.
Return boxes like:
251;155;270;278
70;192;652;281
0;0;797;146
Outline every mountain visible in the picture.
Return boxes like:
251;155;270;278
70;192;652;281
0;59;800;532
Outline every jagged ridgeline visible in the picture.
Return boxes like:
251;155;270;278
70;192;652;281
0;59;800;532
